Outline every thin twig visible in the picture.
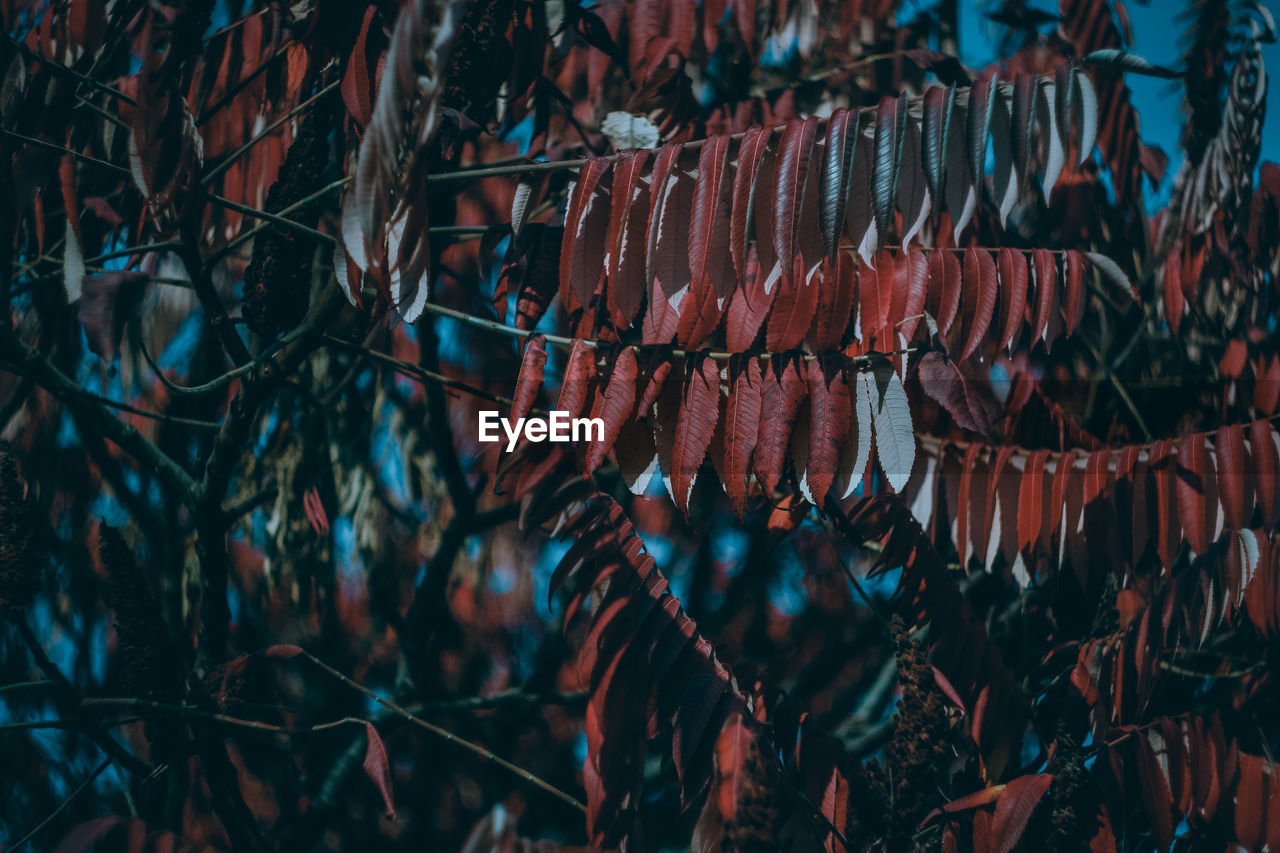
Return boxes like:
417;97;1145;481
298;650;587;813
202;80;340;186
7;758;112;852
4;37;137;105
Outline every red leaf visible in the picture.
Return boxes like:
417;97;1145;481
1176;432;1215;555
675;265;725;348
1150;439;1181;570
607;151;652;326
767;261;820;351
730;126;770;282
1134;734;1174;849
807;252;855;351
997;249;1028;354
1019;450;1049;554
340;7;377;127
931;249;963;337
753;355;806;495
773;117;820;288
714;716;755;820
989;774;1052;853
896;247;929;342
555;339;597;421
510;335;548;424
722;355;764;519
1251;420;1280;528
585;348;639;474
800;355;851;506
561;158;612;310
959;248;998;362
858;252;895;348
646;143;691;306
1162;259;1183;335
363;722;397;819
916;351;991;437
637;357;674;416
1214;423;1251;532
671;355;722;513
1063;250;1085;336
1030;248;1058;348
262;644;304;659
688;135;734;301
726;247;774;351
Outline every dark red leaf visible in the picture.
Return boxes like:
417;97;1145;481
754;355;806;495
989;774;1052;853
585;348;639;474
671;355;722;514
997;248;1028;354
959;248;998;362
916;351;991;437
510;335;548;424
363;722;397;819
722;355;764;518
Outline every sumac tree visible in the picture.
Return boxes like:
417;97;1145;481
1;0;1278;851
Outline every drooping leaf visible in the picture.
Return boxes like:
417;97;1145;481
555;339;597;421
997;248;1028;354
607;150;653;326
988;86;1018;226
723;356;764;519
799;355;851;505
1034;78;1064;201
766;260;821;351
1030;248;1057;347
1018;450;1050;554
916;351;991;438
1251;420;1280;528
896;248;929;342
510;335;548;424
1073;68;1098;165
646;143;692;307
932;248;963;337
873;369;915;492
922;86;956;206
897;115;932;246
363;722;397;819
1214;424;1251;532
966;72;996;189
1011;73;1036;179
1062;250;1085;336
839;369;876;499
819;108;860;260
990;774;1053;853
671;355;722;514
808;252;855;351
959;248;998;362
1176;432;1215;555
689;135;734;301
730;126;770;282
858;252;894;348
871;94;908;243
773;116;820;286
754;355;806;496
585;348;640;474
561;158;613;310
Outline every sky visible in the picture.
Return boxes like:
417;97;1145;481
903;0;1280;207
